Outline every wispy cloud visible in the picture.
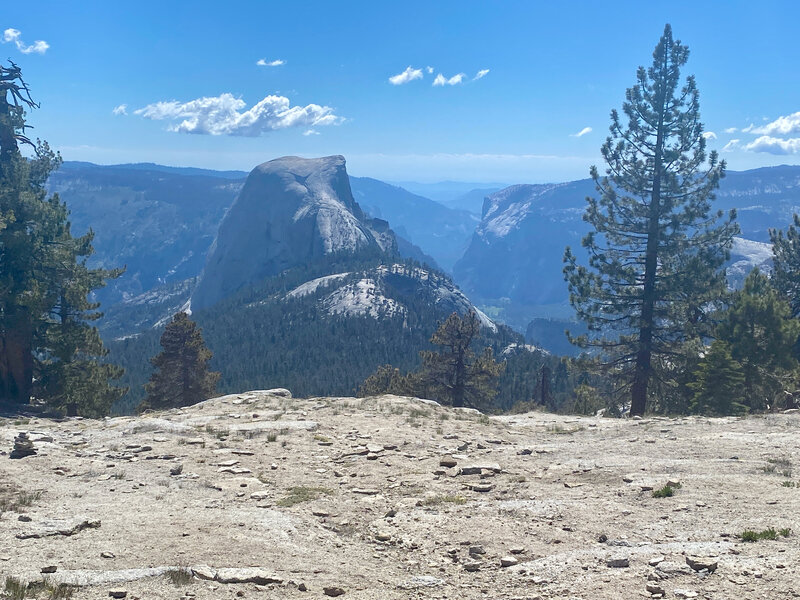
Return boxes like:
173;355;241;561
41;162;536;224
570;126;592;138
134;93;342;136
702;131;717;140
426;66;434;74
744;135;800;155
722;139;740;152
433;72;465;86
473;69;490;81
303;129;320;136
112;104;128;116
745;112;800;137
2;28;49;54
724;127;738;134
257;58;285;67
389;66;423;85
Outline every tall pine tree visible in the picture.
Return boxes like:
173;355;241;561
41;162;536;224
418;311;504;408
140;312;220;411
563;24;737;416
0;61;124;414
715;269;800;411
770;214;800;317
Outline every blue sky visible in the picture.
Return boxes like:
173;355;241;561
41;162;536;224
4;0;800;183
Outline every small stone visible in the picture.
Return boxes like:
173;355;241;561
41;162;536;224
648;555;665;566
674;590;698;599
101;552;115;559
685;555;718;573
374;531;392;542
41;565;57;574
366;453;379;461
170;464;184;476
500;556;519;567
298;582;307;591
606;556;630;568
18;515;32;522
510;547;525;555
462;561;481;572
323;587;345;597
517;448;532;455
468;545;486;556
467;483;494;493
108;590;128;599
439;456;458;468
646;583;666;595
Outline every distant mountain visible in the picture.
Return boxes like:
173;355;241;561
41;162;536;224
453;165;800;335
108;156;512;413
49;162;459;312
60;161;249;180
393;180;508;206
440;187;503;214
48;162;242;305
192;156;397;310
350;176;477;271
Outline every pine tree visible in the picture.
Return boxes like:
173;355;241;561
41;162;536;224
770;214;800;317
357;364;413;397
141;312;220;411
0;61;124;413
36;229;126;417
715;269;800;411
688;340;746;415
563;24;737;416
418;311;504;408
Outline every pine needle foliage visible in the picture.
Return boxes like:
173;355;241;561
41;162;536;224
770;213;800;318
688;340;746;415
140;312;220;411
563;24;738;416
715;269;800;411
418;311;504;408
0;60;125;415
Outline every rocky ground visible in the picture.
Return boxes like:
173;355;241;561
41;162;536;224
1;390;799;599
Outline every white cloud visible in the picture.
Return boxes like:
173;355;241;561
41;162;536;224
702;131;717;140
389;66;423;85
570;126;592;138
744;135;800;155
426;66;434;74
2;28;49;54
724;127;738;134
112;104;128;116
745;111;800;136
473;69;490;80
722;139;740;152
134;93;342;136
257;58;285;67
433;72;465;86
303;129;320;136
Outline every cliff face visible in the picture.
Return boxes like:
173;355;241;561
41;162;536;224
192;156;396;310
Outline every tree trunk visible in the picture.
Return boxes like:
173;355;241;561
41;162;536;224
630;59;668;417
0;322;34;405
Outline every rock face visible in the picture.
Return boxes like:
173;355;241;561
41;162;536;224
285;263;497;328
453;165;800;331
192;156;397;310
